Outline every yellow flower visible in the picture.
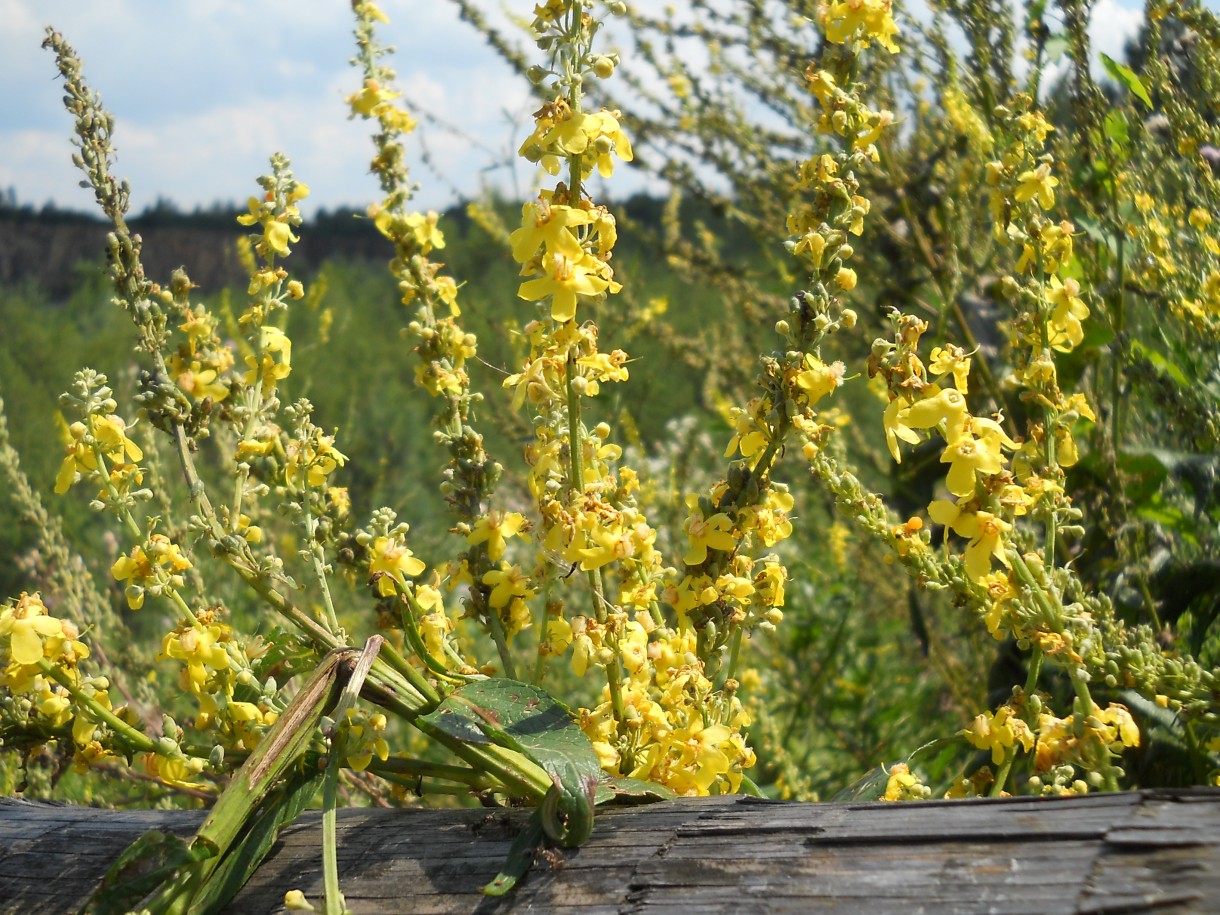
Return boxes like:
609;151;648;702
345;709;390;771
795;356;846;404
404;211;445;254
682;500;738;566
263;219;298;257
284;890;315;911
141;751;207;790
466;511;528;562
1046;276;1089;351
902;387;970;442
882;763;929;801
56;413;144;495
1014;163;1059;210
882;398;921;462
517;251;611;323
963;705;1034;765
482;564;535;610
1098;703;1140;749
112;536;193;610
509;199;591;264
822;0;901;54
284;433;347;489
173;358;229;403
940;429;1006;497
586;110;634;177
348;79;401;117
0;593;68;666
928;499;1012;580
369;536;426;596
244;326;293;395
160;623;231;695
928;345;971;394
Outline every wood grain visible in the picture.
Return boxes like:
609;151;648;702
2;789;1218;913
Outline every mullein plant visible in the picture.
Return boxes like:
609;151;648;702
459;0;1220;796
4;0;1220;909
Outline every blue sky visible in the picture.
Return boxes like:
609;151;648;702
0;0;1198;217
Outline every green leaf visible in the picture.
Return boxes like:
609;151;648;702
1104;110;1130;158
1130;339;1191;387
595;775;678;806
1100;52;1153;109
423;679;600;786
482;807;546;896
84;830;208;915
1118;450;1170;505
1044;35;1069;63
422;679;601;845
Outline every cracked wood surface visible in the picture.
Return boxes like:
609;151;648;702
2;789;1219;913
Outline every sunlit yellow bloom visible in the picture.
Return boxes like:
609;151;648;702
482;564;535;610
900;386;969;444
928;345;971;394
928;499;1012;580
111;536;193;610
0;593;70;666
509;199;590;264
940;429;1006;497
345;709;390;771
963;705;1034;765
173;358;229;403
1014;163;1058;210
141;751;207;790
882;397;921;462
517;251;611;323
1098;704;1140;748
404;211;445;253
244;325;293;395
55;413;144;495
160;623;231;695
1046;276;1089;351
466;511;528;562
369;535;426;596
882;763;930;801
821;0;901;54
284;433;347;489
682;501;738;566
263;220;297;257
795;356;846;404
347;78;401;117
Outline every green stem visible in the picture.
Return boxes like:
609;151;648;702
304;502;342;635
989;648;1043;798
484;600;518;681
320;639;381;915
41;660;159;755
368;756;493;789
230;340;268;534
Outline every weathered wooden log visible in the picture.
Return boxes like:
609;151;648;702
2;789;1219;913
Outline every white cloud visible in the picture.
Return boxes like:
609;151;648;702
2;0;1209;217
1;0;533;214
1089;0;1145;64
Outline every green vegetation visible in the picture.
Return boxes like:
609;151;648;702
2;0;1219;909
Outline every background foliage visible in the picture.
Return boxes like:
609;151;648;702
1;0;1218;828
